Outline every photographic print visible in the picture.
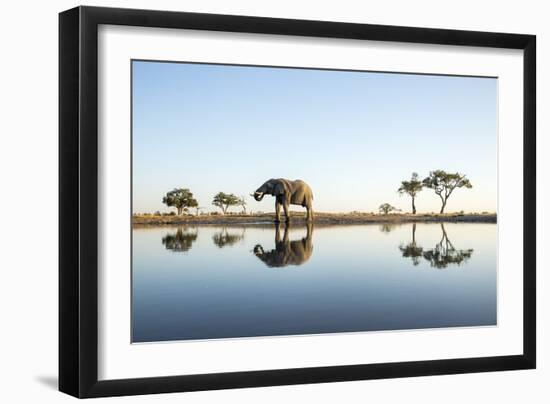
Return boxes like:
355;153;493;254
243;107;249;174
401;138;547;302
131;60;497;343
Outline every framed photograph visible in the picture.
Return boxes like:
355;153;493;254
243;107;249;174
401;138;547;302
59;6;536;398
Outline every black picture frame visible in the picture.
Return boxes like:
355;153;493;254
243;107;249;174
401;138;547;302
59;5;536;398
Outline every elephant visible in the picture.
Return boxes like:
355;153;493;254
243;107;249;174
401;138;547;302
253;223;313;268
252;178;313;223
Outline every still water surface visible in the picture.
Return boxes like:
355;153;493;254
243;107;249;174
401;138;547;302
132;222;496;342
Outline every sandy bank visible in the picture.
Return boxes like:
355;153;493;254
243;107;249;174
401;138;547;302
133;212;496;226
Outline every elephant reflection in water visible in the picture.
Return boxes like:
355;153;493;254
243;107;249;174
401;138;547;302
161;227;198;253
212;227;245;248
400;223;473;268
253;223;313;268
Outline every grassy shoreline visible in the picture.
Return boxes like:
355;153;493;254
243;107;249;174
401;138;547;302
133;212;496;226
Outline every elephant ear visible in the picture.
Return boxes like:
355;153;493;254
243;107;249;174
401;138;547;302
273;181;287;196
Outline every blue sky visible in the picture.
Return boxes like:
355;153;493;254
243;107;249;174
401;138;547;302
132;60;497;214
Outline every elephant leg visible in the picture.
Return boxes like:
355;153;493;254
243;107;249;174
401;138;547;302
283;202;290;223
275;201;281;223
283;224;290;244
275;222;282;243
306;206;313;222
306;221;313;239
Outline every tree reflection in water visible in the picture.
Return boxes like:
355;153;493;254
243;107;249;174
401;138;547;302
399;223;474;268
398;223;423;266
253;223;313;268
212;227;245;248
379;223;397;233
423;224;473;268
161;227;198;253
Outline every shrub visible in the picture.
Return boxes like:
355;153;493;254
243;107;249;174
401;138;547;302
379;203;400;215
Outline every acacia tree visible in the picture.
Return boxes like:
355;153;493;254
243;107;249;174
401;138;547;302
162;188;198;216
238;196;247;214
398;172;423;214
379;203;400;215
422;170;472;214
212;192;241;214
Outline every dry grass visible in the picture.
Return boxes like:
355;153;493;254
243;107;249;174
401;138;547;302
132;211;496;226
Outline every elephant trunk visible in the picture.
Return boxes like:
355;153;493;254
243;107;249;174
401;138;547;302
253;191;264;201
